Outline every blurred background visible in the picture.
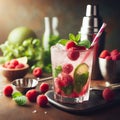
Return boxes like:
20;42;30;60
0;0;120;53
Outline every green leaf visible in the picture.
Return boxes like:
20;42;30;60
75;34;81;42
58;39;68;46
53;65;62;77
74;72;89;93
62;84;73;95
49;35;60;46
78;40;91;48
14;96;27;106
69;33;76;40
12;92;23;99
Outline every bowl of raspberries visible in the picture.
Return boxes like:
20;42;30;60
0;59;29;81
99;49;120;83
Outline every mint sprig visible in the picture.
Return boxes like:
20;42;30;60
69;33;80;42
12;92;27;106
53;65;62;77
12;91;23;98
58;33;91;48
14;96;27;106
78;40;91;48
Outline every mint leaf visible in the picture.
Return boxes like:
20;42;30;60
78;40;91;48
62;84;73;95
58;39;68;46
69;33;76;40
53;65;62;77
75;34;81;42
14;96;27;106
12;92;23;99
74;72;89;93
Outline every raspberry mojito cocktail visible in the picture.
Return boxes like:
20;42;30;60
51;33;94;103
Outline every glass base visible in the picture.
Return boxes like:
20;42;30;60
54;90;90;104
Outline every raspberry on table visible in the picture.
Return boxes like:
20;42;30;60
39;82;49;93
36;95;48;107
3;85;13;97
33;67;42;77
102;88;115;101
26;89;38;102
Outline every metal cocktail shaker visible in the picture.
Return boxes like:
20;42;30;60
79;4;106;80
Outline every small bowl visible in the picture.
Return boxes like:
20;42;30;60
99;58;120;83
12;78;38;94
0;64;29;81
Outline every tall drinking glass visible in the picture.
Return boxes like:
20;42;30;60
51;44;94;103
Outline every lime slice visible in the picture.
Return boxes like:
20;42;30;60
16;56;28;64
74;63;89;93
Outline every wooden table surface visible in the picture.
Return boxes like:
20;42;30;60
0;73;120;120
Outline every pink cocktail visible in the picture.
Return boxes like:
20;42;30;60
51;44;94;103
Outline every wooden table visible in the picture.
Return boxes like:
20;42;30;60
0;73;120;120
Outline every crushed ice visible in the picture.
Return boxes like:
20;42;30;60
32;110;37;113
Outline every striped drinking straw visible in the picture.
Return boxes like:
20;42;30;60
81;23;107;63
91;23;107;46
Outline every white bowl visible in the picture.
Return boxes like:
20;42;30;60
99;58;120;83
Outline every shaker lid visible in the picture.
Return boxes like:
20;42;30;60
86;4;99;17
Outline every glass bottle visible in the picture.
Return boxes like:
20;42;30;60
42;17;60;73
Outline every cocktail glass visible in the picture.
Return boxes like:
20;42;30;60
51;44;94;103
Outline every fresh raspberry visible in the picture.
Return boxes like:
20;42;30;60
26;89;38;102
99;50;110;58
39;82;49;93
15;63;25;68
54;77;64;88
3;61;10;68
59;73;73;87
36;95;48;107
3;85;13;97
111;49;119;56
66;41;76;50
67;47;80;60
55;87;62;95
33;67;42;77
62;63;73;74
102;88;115;101
76;46;86;50
3;59;25;69
7;64;15;69
70;91;79;98
111;54;120;60
10;59;19;66
105;56;112;60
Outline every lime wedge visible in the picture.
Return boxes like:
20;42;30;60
16;56;28;64
74;63;89;93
